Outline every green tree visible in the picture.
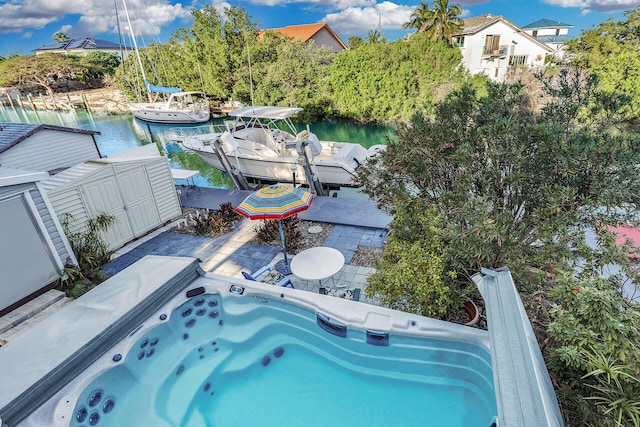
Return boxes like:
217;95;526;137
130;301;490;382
403;0;463;42
80;51;121;76
0;54;98;97
251;37;334;119
329;32;464;121
348;36;365;49
53;32;70;43
566;7;640;122
365;29;386;44
358;67;640;292
403;1;432;33
365;197;451;317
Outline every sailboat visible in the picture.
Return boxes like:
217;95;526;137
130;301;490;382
120;0;210;124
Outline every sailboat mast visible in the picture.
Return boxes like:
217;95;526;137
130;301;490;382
121;0;151;101
247;45;255;110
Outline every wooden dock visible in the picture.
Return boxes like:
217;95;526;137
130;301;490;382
0;88;129;113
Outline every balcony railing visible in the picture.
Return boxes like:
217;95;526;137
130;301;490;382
483;45;508;57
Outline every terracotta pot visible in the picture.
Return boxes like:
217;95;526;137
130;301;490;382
463;299;480;327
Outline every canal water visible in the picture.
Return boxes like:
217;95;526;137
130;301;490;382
0;106;394;191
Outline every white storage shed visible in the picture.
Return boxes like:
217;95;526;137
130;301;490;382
0;167;77;315
41;146;182;251
0;122;101;173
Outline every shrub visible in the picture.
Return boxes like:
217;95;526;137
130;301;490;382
218;202;239;224
365;198;452;317
184;204;239;237
56;212;117;297
253;216;302;253
548;267;640;426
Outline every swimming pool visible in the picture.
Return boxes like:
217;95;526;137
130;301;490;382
3;257;496;426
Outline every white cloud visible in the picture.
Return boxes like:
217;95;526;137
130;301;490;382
0;0;193;39
324;1;414;35
543;0;640;12
246;0;375;7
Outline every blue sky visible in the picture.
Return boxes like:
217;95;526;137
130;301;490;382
1;0;638;58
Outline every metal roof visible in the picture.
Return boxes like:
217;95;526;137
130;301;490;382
0;122;100;155
523;19;573;29
227;106;304;120
473;267;564;427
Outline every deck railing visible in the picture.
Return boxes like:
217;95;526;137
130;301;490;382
483;45;508;56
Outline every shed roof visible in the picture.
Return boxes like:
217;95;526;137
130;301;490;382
523;19;573;29
41;155;164;193
0;166;49;187
33;37;127;53
0;122;100;155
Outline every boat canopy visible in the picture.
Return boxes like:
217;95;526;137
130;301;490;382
227;106;303;120
145;80;181;94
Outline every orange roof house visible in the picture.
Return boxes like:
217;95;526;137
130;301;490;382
259;23;348;52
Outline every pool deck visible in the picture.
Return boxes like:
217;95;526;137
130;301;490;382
0;187;391;344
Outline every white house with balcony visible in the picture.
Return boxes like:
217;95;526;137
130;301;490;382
522;19;573;59
453;14;554;82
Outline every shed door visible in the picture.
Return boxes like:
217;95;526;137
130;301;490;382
116;166;159;236
81;177;134;249
0;195;61;312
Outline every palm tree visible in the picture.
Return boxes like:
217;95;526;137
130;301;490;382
53;32;70;43
403;1;432;33
429;0;463;43
402;0;463;43
365;29;386;44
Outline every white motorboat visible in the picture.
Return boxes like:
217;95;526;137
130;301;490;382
128;89;210;124
174;106;385;188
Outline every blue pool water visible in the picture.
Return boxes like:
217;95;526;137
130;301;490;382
68;292;496;427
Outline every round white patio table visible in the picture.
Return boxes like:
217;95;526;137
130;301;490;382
290;247;346;288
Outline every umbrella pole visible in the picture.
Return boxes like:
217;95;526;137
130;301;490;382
274;219;292;275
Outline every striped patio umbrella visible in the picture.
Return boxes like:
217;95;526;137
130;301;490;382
235;184;315;274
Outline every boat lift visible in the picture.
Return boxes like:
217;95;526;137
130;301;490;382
211;136;325;196
285;139;325;196
212;139;251;191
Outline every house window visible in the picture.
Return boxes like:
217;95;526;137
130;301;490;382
453;36;465;48
484;35;501;55
509;55;527;66
532;30;538;37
